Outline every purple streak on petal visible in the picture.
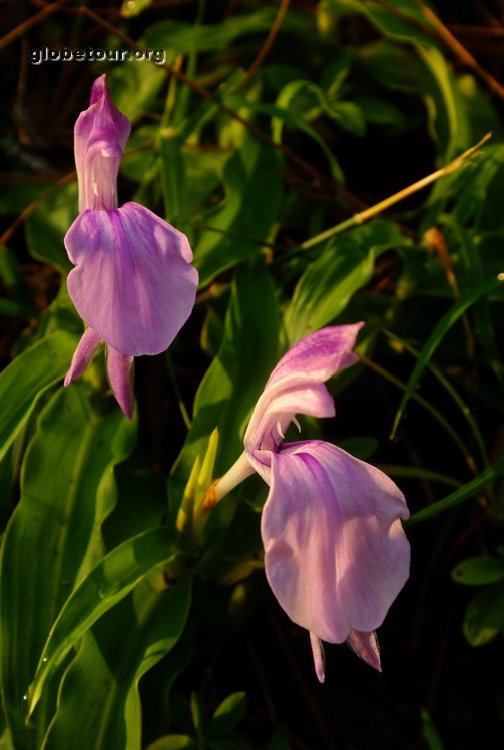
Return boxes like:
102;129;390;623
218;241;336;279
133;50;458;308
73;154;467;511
65;202;198;356
244;324;363;452
310;632;326;683
106;346;134;419
261;440;410;645
347;630;382;672
64;327;102;386
74;74;131;211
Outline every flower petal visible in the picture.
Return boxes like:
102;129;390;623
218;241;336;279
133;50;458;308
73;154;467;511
74;74;131;211
65;202;198;356
310;632;326;683
64;327;101;386
106;346;134;419
244;324;363;452
261;440;410;645
346;630;381;671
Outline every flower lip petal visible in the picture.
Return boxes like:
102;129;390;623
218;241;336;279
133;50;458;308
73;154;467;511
65;202;198;356
261;440;410;644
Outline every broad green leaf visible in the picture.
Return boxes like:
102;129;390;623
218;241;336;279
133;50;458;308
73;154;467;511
0;385;135;749
463;582;504;646
210;692;246;736
120;0;154;17
392;275;504;437
193;138;283;286
361;41;470;159
452;557;504;586
24;183;77;274
146;737;196;750
450;144;504;228
407;455;504;525
0;245;37;318
168;264;279;513
420;708;445;750
0;331;77;461
224;95;345;184
144;8;319;56
417;45;472;160
285;221;409;344
190;693;207;739
41;577;191;750
350;0;438;47
29;526;179;715
265;734;292;750
108;56;166;123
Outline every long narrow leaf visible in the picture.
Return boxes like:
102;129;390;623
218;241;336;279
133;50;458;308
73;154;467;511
391;275;504;438
407;455;504;525
28;527;179;715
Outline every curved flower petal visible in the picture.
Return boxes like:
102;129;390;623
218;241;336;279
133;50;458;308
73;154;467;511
261;440;410;646
106;346;134;419
65;202;198;356
310;632;326;683
346;629;381;671
244;324;363;452
74;74;131;211
64;327;101;386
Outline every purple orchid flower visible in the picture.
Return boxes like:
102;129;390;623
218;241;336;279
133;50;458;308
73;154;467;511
63;74;198;417
210;324;410;682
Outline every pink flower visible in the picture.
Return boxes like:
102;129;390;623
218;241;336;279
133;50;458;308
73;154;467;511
212;325;410;681
64;75;198;417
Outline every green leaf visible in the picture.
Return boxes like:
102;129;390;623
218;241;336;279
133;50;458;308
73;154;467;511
28;526;179;715
0;331;77;461
285;220;409;344
265;734;292;750
224;95;345;184
420;708;445;750
41;577;191;750
146;737;196;750
0;385;134;749
391;275;504;438
407;455;504;524
24;183;77;274
210;692;246;736
0;245;37;318
168;264;279;515
463;582;504;646
452;557;504;586
193;137;282;287
120;0;154;17
107;57;165;123
143;8;316;56
190;693;207;739
351;0;438;47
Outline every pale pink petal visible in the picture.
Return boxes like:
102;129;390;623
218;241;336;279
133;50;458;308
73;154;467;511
346;630;382;671
244;324;363;452
74;74;131;211
106;346;134;419
65;202;198;356
64;327;101;386
310;632;326;683
261;440;410;644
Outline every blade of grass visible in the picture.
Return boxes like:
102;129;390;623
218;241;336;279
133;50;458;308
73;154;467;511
391;274;504;440
407;455;504;525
